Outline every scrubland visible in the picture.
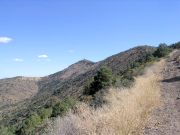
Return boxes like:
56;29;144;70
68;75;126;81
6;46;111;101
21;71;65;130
47;60;165;135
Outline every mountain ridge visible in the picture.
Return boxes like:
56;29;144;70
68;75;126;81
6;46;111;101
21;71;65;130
0;45;156;109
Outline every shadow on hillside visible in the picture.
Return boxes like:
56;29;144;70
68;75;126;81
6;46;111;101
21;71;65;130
162;76;180;83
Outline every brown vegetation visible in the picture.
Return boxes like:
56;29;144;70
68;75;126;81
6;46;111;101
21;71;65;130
48;60;164;135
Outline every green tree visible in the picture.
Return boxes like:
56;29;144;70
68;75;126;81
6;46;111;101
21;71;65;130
88;67;114;95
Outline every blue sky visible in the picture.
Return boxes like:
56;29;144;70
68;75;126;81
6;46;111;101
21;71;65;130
0;0;180;78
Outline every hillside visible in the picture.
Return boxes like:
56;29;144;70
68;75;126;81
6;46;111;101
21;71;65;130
47;55;165;135
43;49;180;135
38;46;155;98
0;46;155;109
0;45;165;135
0;43;179;135
0;77;41;108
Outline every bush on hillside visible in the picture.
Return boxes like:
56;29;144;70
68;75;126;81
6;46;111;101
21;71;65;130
85;67;115;95
122;69;134;81
45;96;60;108
52;98;76;117
146;53;156;62
170;42;180;49
153;43;172;58
115;53;156;88
38;107;52;120
83;78;94;95
0;126;15;135
19;112;42;135
115;76;134;88
16;98;75;134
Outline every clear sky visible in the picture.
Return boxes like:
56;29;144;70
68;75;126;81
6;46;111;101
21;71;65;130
0;0;180;78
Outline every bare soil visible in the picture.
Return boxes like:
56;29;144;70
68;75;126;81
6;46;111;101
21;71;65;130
143;50;180;135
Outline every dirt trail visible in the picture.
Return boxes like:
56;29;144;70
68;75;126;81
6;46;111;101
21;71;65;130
143;50;180;135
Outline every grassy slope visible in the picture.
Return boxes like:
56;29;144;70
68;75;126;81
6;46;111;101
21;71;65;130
0;46;155;124
48;60;165;135
2;44;173;134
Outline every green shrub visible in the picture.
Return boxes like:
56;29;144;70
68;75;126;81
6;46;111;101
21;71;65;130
20;112;42;135
45;96;60;108
121;78;134;87
83;78;94;95
115;76;134;88
123;69;134;81
38;107;52;120
170;41;180;49
153;43;172;58
0;126;15;135
52;98;76;117
146;53;156;62
86;67;114;95
130;62;140;69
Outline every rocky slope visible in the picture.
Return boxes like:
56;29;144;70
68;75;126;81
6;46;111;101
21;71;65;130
38;46;155;99
0;46;155;110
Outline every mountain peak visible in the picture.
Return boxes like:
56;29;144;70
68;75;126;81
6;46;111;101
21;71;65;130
74;59;95;65
47;59;95;81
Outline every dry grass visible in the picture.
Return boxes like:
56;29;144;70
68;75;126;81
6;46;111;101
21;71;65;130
47;60;165;135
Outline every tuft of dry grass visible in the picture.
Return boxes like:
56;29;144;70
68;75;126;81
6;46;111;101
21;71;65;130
47;60;165;135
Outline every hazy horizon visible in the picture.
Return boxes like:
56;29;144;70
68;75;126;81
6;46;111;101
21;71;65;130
1;0;180;78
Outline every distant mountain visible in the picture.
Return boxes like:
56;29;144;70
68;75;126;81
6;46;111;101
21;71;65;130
47;59;95;80
0;45;157;130
38;59;96;95
0;77;40;108
0;46;155;110
37;46;155;99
